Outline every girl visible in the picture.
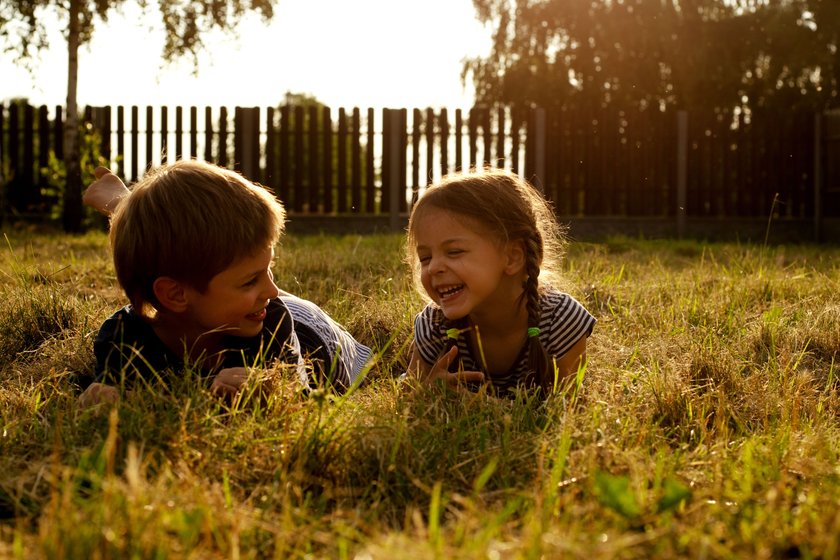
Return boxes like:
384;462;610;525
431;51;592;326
405;169;595;397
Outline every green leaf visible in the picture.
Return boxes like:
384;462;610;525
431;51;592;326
594;470;641;519
656;478;692;513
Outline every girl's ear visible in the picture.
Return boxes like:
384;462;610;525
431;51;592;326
504;239;526;275
152;277;189;313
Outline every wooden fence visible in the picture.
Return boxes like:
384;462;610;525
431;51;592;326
1;102;838;239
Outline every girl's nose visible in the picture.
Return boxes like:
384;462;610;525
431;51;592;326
429;254;446;274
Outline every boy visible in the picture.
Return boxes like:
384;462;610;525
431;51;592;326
80;161;370;407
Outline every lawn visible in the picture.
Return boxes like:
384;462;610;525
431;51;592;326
0;229;838;559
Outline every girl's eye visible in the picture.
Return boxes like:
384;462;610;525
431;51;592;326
242;277;259;287
448;249;464;256
418;256;431;264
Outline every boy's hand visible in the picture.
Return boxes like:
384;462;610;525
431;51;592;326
78;382;120;408
211;367;251;398
83;166;130;216
426;345;485;390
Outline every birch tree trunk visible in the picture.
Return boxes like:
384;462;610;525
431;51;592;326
62;0;82;232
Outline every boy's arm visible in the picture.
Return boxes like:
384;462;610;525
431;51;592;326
78;383;120;408
210;367;250;398
83;166;130;215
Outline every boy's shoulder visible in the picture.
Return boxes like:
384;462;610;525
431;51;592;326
91;304;178;387
96;304;152;343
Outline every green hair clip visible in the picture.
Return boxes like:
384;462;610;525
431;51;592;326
446;328;461;339
527;327;541;338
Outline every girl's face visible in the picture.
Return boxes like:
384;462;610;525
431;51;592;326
413;208;524;321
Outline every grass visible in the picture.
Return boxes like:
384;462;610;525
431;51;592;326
0;228;838;559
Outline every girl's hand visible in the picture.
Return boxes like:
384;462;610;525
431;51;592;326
421;345;485;390
211;367;250;398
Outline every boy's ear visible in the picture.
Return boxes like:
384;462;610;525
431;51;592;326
504;240;526;275
152;277;189;313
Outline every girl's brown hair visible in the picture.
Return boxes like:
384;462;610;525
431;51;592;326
109;160;285;317
406;168;567;393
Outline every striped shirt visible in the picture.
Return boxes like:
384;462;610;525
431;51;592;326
281;294;372;391
413;289;596;395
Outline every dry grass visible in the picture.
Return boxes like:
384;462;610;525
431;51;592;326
0;229;838;559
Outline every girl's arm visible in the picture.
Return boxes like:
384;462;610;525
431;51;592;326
408;344;485;389
554;336;588;382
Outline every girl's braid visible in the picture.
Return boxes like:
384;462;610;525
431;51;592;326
523;231;552;393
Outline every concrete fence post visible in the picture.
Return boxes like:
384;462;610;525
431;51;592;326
813;112;823;243
238;107;260;180
530;107;546;192
676;110;688;238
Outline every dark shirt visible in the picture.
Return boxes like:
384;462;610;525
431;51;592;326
88;297;301;389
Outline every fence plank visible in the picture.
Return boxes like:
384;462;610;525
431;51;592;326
293;105;304;212
510;106;521;176
337;108;347;213
23;105;34;206
439;108;449;177
279;105;289;205
455;109;463;173
425;107;434;186
203;107;213;165
468;108;478;170
218;106;228;167
365;108;375;213
324;106;334;213
38;106;49;195
8;105;20;210
496;106;505;169
310;105;321;212
351;107;362;213
411;108;421;204
482;107;492;168
265;107;277;189
190;106;198;161
175;106;183;160
398;109;408;213
116;106;125;179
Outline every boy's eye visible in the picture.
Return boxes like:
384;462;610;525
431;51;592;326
242;277;259;287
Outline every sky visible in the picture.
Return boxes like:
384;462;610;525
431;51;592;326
1;0;492;110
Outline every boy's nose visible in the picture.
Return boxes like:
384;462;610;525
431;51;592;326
263;275;281;299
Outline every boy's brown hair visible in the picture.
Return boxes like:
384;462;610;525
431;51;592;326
109;159;285;317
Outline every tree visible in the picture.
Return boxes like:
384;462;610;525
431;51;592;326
465;0;839;114
0;0;276;232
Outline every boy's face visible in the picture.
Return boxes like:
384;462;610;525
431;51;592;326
182;246;280;339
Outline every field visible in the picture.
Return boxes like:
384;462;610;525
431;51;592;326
0;229;838;559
